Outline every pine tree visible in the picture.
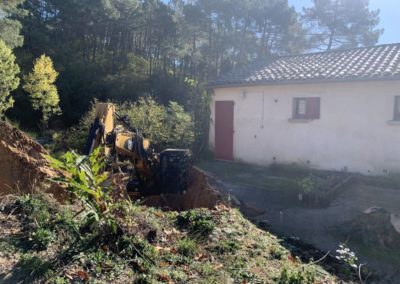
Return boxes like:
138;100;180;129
23;55;61;131
0;0;25;48
0;40;20;119
303;0;383;51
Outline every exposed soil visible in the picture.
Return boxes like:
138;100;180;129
0;122;61;196
142;167;223;211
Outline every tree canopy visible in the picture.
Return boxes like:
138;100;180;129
23;54;60;127
0;40;20;119
0;0;382;128
0;0;25;48
303;0;383;51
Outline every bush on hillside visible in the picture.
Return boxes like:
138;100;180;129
58;97;194;152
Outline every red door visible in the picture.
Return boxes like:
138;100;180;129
215;101;234;160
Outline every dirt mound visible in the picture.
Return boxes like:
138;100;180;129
0;122;60;195
344;207;400;249
143;167;223;211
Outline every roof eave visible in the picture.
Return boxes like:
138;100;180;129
208;76;400;90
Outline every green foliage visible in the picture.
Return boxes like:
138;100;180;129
0;40;20;119
49;148;117;232
297;175;317;194
176;209;215;238
336;243;359;270
17;194;52;226
118;235;158;272
18;254;54;281
120;97;194;150
213;240;240;255
31;228;56;250
60;97;194;152
177;237;198;258
303;0;382;50
269;245;287;260
0;0;25;48
278;266;316;284
23;54;61;128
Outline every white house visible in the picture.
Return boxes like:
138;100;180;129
208;43;400;175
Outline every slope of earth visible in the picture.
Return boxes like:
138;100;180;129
0;122;61;196
0;194;344;284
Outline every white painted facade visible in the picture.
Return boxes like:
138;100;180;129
209;80;400;175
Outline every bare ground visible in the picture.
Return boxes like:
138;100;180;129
199;160;400;283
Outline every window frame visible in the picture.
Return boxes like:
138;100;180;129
393;96;400;121
292;97;321;120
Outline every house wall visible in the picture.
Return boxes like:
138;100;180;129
209;80;400;175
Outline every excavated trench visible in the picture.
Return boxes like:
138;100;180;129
142;167;223;211
0;122;222;210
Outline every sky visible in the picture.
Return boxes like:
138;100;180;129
289;0;400;44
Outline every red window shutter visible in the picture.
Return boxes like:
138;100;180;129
306;97;320;119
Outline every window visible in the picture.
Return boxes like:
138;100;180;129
293;97;320;120
393;96;400;121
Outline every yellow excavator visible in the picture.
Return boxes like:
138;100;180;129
84;103;191;196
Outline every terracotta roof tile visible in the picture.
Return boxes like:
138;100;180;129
210;43;400;87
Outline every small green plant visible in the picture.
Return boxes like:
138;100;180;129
269;245;286;260
31;228;55;250
118;236;158;271
18;254;54;281
213;240;240;255
177;209;215;238
169;269;188;282
49;148;118;233
335;243;358;268
177;237;198;258
335;243;365;281
278;266;316;284
297;175;316;194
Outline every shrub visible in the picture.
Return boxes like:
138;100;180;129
176;209;215;238
177;238;198;258
119;97;194;150
59;97;194;152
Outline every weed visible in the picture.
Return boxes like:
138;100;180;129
50;277;69;284
30;227;55;250
118;236;158;271
17;195;52;226
169;269;188;282
176;209;215;238
269;245;286;260
18;254;54;281
278;266;316;284
297;175;316;194
134;273;157;284
177;237;198;258
213;240;240;255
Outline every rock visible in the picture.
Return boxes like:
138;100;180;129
390;213;400;234
363;206;384;214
